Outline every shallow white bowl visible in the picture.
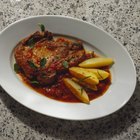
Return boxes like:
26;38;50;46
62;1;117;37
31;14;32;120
0;15;136;120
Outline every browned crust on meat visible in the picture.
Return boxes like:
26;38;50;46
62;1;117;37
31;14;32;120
14;30;86;85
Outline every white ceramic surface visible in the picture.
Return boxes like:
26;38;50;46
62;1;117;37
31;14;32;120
0;15;136;120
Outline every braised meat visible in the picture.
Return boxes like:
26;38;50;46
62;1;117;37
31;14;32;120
14;30;86;85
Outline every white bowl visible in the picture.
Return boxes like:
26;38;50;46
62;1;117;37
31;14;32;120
0;15;136;120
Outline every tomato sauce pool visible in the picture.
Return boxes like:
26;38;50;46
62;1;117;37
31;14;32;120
14;33;112;103
18;68;111;103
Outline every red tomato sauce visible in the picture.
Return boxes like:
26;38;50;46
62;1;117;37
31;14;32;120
18;67;111;103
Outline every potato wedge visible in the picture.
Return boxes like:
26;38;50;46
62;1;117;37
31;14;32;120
72;77;97;91
79;58;114;68
63;78;89;104
69;67;99;85
85;69;109;80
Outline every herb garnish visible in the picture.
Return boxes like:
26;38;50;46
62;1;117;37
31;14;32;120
30;80;39;84
40;58;47;67
62;61;69;68
79;76;91;82
80;87;84;95
28;61;38;69
14;63;20;73
97;70;103;80
28;38;35;48
38;23;45;32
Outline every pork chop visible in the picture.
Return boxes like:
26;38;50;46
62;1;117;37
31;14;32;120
14;30;86;85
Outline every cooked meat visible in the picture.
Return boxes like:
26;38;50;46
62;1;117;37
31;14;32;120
14;30;86;85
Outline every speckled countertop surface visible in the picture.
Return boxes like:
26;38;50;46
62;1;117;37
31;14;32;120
0;0;140;140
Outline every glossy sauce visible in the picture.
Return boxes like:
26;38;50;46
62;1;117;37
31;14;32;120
18;67;111;103
15;33;112;103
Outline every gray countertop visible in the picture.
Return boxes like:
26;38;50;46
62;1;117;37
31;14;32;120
0;0;140;140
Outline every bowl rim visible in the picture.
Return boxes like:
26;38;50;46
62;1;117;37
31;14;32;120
0;15;137;120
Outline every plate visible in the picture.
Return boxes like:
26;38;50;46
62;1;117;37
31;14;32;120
0;15;136;120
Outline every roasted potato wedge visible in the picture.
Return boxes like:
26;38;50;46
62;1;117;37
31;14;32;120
79;58;114;68
85;69;109;80
72;77;97;91
69;67;99;85
63;78;90;104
